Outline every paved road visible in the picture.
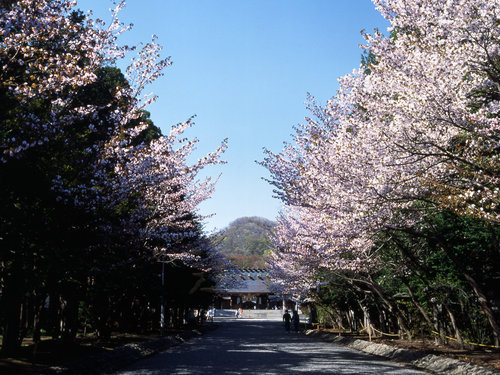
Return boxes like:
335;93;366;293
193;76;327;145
111;318;428;375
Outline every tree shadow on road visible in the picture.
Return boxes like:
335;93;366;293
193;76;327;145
114;319;425;374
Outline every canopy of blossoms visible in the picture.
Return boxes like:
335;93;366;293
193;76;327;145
263;0;500;295
0;0;228;269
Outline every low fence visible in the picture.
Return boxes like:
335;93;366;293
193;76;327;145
216;309;285;320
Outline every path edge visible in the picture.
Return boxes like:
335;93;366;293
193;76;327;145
305;330;499;375
25;324;219;375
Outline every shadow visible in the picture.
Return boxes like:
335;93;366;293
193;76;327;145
112;319;426;374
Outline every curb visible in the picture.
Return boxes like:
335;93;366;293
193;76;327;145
26;324;219;375
305;330;500;375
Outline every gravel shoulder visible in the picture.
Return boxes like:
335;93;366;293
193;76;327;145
305;329;500;375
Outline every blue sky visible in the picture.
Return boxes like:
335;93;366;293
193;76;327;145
76;0;389;233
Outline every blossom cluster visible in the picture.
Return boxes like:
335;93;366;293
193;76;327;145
0;0;228;271
263;0;500;295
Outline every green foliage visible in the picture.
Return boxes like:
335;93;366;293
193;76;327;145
0;58;195;351
0;3;220;355
211;217;275;268
375;210;500;344
304;210;499;345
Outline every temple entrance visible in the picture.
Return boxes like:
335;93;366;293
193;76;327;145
214;269;283;310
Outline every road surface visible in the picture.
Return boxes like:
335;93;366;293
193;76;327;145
111;317;428;374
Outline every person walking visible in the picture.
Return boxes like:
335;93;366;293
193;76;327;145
291;310;300;332
283;309;291;332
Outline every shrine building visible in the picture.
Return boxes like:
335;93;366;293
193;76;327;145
214;268;282;310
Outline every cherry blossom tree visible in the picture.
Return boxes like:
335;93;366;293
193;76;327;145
360;0;500;223
1;0;227;261
263;0;500;344
0;0;227;352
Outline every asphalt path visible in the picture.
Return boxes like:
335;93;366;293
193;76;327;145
111;317;428;375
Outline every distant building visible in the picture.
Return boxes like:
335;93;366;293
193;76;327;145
214;268;282;310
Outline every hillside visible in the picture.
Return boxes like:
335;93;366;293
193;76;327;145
212;216;275;268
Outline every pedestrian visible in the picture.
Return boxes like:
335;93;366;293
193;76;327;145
206;308;213;322
283;309;291;332
187;309;196;327
292;310;300;332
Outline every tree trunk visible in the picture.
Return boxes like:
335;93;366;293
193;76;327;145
345;310;355;332
461;271;500;347
359;301;373;341
1;270;24;355
95;296;111;340
62;297;79;343
405;284;433;327
32;299;43;359
309;305;318;324
431;231;500;346
333;310;345;331
432;301;445;345
2;302;22;354
373;297;388;334
366;275;412;340
443;302;463;348
47;293;61;339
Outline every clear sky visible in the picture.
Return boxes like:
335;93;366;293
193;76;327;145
76;0;389;233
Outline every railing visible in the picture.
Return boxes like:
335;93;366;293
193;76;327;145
216;309;285;320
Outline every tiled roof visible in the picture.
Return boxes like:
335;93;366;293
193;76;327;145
235;268;269;280
218;268;273;294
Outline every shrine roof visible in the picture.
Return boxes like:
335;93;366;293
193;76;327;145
217;268;274;294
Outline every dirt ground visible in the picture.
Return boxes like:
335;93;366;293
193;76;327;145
321;329;500;371
0;332;164;374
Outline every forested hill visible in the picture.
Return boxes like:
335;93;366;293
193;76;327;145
212;217;276;268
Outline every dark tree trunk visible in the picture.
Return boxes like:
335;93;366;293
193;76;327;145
62;297;79;343
460;271;500;346
443;302;463;348
366;275;412;340
441;245;500;346
48;293;61;339
32;297;44;359
404;283;433;327
1;276;23;355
